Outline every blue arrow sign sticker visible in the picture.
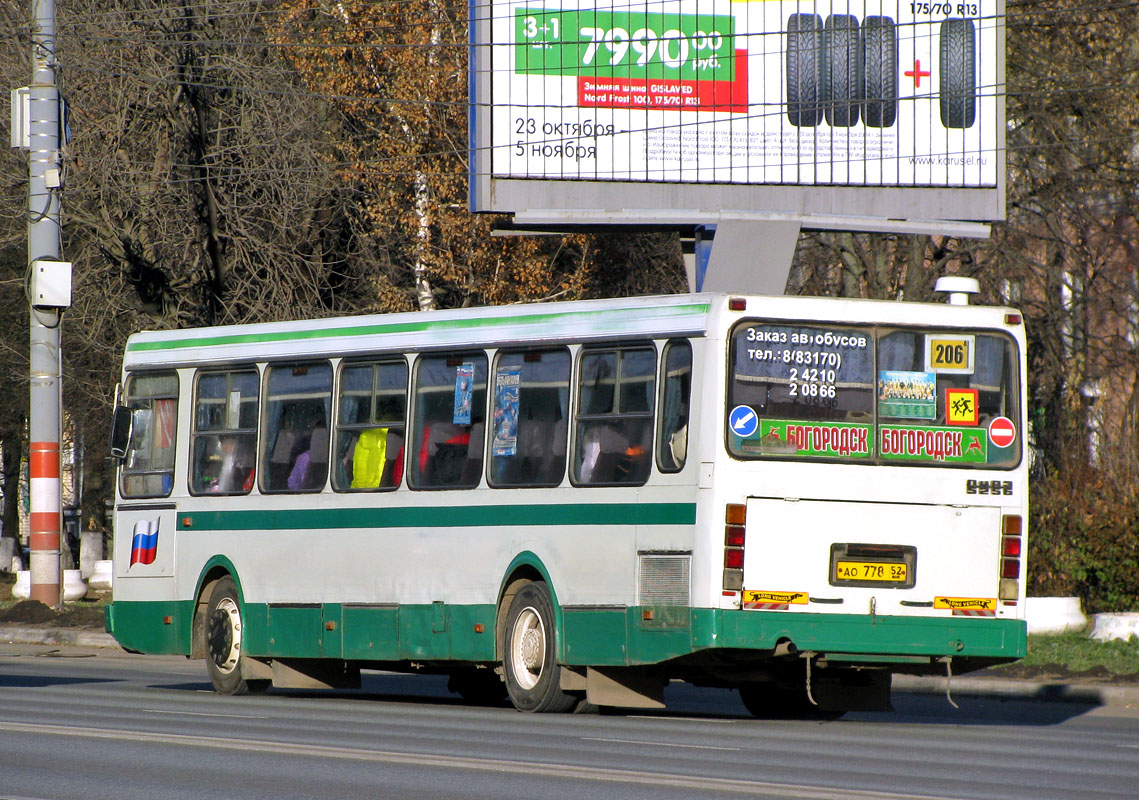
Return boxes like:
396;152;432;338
729;405;759;438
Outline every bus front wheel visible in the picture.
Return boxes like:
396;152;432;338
500;582;576;713
204;575;269;696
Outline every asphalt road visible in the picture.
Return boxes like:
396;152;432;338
1;644;1137;800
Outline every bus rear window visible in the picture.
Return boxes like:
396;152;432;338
729;323;874;459
729;321;1020;468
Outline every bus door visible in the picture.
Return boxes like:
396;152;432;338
113;372;181;580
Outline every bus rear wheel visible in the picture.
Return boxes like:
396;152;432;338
500;582;576;713
738;681;844;720
204;576;269;696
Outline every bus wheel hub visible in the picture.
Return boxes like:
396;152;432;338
521;629;542;670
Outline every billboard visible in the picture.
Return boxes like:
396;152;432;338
470;0;1005;226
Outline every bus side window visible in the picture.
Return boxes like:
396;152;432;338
334;359;408;492
191;369;259;496
657;340;692;472
489;348;571;488
410;353;488;489
261;363;332;493
574;345;655;486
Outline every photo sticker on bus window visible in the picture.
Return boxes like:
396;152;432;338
453;362;474;425
925;334;975;374
878;371;936;420
945;388;980;426
492;365;521;457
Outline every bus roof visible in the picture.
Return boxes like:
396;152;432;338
121;292;1021;370
122;293;716;369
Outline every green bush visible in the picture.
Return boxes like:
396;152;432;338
1029;468;1139;613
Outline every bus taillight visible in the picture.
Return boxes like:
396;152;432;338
724;504;746;591
999;515;1023;601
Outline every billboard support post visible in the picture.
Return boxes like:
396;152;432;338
694;220;801;294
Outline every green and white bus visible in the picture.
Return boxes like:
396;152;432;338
106;289;1028;714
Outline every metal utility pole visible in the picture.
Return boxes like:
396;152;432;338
26;0;65;607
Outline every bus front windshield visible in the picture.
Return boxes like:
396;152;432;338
728;321;1021;469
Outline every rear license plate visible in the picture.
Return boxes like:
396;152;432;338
834;560;908;583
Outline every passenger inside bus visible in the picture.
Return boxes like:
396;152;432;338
348;427;404;489
204;435;254;493
287;425;329;490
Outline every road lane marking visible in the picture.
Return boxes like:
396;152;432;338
582;736;740;751
0;719;969;800
143;709;267;719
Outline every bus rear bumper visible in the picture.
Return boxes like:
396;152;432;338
712;609;1028;666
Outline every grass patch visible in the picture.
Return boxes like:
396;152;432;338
989;631;1139;679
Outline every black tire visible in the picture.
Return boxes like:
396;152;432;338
786;14;824;127
204;576;269;695
500;582;576;713
738;682;844;721
861;16;898;128
824;15;860;127
939;18;976;129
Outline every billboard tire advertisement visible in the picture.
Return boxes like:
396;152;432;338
940;18;977;129
861;16;898;128
476;0;1005;225
787;13;825;127
824;14;861;127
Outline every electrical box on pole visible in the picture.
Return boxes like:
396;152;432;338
10;87;29;149
31;260;72;309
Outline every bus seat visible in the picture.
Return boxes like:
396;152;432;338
309;426;329;464
460;423;485;485
579;425;627;483
383;432;405;487
269;430;297;489
303;426;330;489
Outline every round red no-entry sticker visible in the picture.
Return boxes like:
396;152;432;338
988;416;1016;448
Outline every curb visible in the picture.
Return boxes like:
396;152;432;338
0;625;119;649
892;674;1139;709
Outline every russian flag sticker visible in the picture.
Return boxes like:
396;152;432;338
129;519;159;567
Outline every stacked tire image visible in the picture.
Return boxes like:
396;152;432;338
939;18;976;128
786;15;976;130
862;16;897;128
824;15;860;127
786;14;896;129
786;13;825;127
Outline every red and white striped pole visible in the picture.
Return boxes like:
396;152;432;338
28;441;61;606
27;0;64;607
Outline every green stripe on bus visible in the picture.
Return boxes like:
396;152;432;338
106;599;1027;665
177;502;697;531
127;302;711;352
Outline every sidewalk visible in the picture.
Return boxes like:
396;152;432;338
0;623;117;649
3;623;1138;710
892;673;1139;711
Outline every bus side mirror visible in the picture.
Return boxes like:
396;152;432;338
109;405;132;460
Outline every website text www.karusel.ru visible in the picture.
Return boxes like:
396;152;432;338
909;155;989;165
